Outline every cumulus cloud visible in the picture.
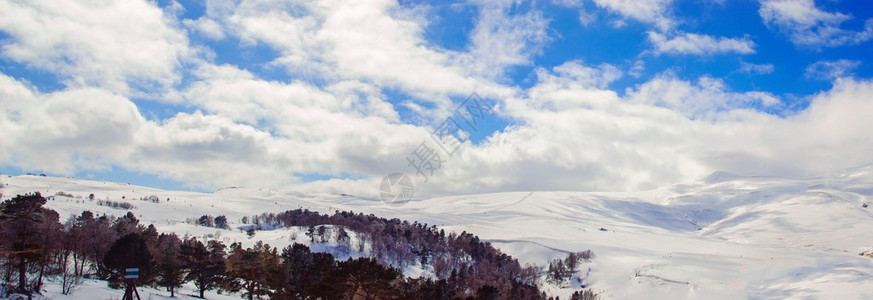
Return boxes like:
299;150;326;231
3;60;873;198
183;17;225;40
226;1;489;98
805;59;861;80
0;0;192;96
593;0;674;30
648;31;756;55
414;66;873;195
0;67;430;191
198;0;526;125
759;0;873;48
2;0;873;199
0;74;145;173
466;1;551;78
627;73;780;118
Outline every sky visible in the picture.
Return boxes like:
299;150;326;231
1;0;872;198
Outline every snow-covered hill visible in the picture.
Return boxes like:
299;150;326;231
2;167;872;299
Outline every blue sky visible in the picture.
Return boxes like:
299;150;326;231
1;0;873;196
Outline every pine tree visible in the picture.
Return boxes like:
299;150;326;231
476;285;501;300
154;233;185;297
0;192;54;294
214;215;229;229
225;242;272;300
87;214;117;278
277;243;332;298
336;227;351;254
180;238;226;298
32;208;62;292
103;232;153;289
111;211;141;237
334;257;401;299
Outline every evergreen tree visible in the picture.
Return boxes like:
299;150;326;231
334;257;402;299
337;227;351;254
0;192;54;294
180;238;226;298
276;243;332;298
225;242;273;300
154;233;185;297
570;289;599;300
103;233;153;288
111;211;141;237
87;214;117;278
214;215;229;229
32;208;62;292
476;285;501;300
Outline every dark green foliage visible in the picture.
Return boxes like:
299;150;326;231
569;289;600;300
179;238;226;298
154;233;184;297
0;193;559;299
476;285;500;300
398;278;456;300
214;215;229;229
111;212;141;237
224;241;276;300
332;257;402;299
0;192;60;295
547;257;570;285
272;243;334;298
198;215;213;227
248;209;546;298
103;233;153;288
548;250;595;286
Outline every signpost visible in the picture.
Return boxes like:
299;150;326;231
122;268;141;300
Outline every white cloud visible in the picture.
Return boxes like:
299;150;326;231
0;74;145;173
181;63;405;142
207;0;521;124
549;0;596;26
417;66;873;195
4;54;873;198
759;0;873;47
466;2;551;78
628;59;646;78
593;0;674;30
535;60;622;90
3;0;873;199
648;31;756;55
805;59;861;80
227;1;470;93
181;0;235;40
0;0;192;96
0;67;429;191
739;62;775;75
627;73;780;118
183;18;225;40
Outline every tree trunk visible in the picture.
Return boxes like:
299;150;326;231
17;221;29;293
35;262;45;292
18;253;26;292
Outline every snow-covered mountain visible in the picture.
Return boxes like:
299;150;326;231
2;167;872;299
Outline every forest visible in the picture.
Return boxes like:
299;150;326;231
0;192;597;299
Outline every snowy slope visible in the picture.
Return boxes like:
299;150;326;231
2;167;872;299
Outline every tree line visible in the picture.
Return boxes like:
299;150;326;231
0;192;597;299
238;209;600;298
